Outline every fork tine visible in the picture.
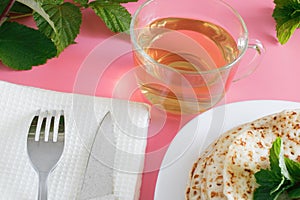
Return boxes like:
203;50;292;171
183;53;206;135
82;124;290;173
53;110;63;142
35;110;45;141
44;111;52;142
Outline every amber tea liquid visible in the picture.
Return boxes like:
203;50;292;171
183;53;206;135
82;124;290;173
134;17;239;114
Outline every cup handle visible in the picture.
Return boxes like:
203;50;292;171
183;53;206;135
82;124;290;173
233;38;265;82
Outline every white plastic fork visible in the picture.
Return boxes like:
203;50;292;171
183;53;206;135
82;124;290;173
27;110;65;200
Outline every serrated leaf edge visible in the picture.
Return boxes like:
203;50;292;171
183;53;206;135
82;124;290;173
16;0;56;33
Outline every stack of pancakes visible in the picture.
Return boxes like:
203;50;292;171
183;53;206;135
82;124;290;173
186;109;300;200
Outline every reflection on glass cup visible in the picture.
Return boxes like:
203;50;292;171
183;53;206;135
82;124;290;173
130;0;265;114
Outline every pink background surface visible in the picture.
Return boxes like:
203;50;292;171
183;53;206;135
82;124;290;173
1;0;300;199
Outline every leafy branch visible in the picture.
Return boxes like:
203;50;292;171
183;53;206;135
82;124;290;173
254;137;300;200
272;0;300;44
0;0;137;70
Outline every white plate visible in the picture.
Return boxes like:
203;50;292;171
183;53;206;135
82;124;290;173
154;100;300;200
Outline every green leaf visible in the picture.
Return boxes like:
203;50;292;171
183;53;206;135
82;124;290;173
16;0;56;32
253;184;292;200
269;138;292;180
273;6;293;28
0;21;57;70
89;1;131;32
254;186;274;200
10;2;32;14
277;18;300;44
278;191;293;200
254;138;296;200
109;0;138;3
271;178;293;197
285;157;300;182
255;169;283;187
288;184;300;199
33;2;82;54
271;176;287;195
272;0;300;44
270;138;283;174
274;0;299;8
254;169;293;199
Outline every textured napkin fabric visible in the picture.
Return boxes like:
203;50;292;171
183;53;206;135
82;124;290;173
0;81;150;200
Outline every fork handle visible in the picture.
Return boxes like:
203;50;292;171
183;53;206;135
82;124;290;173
38;172;49;200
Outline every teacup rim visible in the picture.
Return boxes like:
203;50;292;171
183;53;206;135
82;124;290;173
129;0;249;75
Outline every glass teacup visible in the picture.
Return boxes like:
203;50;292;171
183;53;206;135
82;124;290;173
130;0;265;114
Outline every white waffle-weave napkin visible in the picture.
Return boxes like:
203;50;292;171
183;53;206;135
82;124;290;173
0;81;150;200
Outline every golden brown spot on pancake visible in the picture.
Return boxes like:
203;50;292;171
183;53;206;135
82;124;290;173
257;141;263;148
260;156;267;161
247;131;254;136
297;155;300;162
235;138;246;146
255;126;270;130
246;183;252;194
275;132;280;137
272;125;279;131
293;124;300;129
210;191;218;198
293;132;297;137
232;153;237;165
259;132;266;139
190;162;197;178
241;140;246;146
284;154;290;158
248;151;253;160
256;165;261;170
287;134;300;145
186;187;190;195
229;171;235;184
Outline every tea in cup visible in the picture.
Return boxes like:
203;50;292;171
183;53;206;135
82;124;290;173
130;0;265;114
